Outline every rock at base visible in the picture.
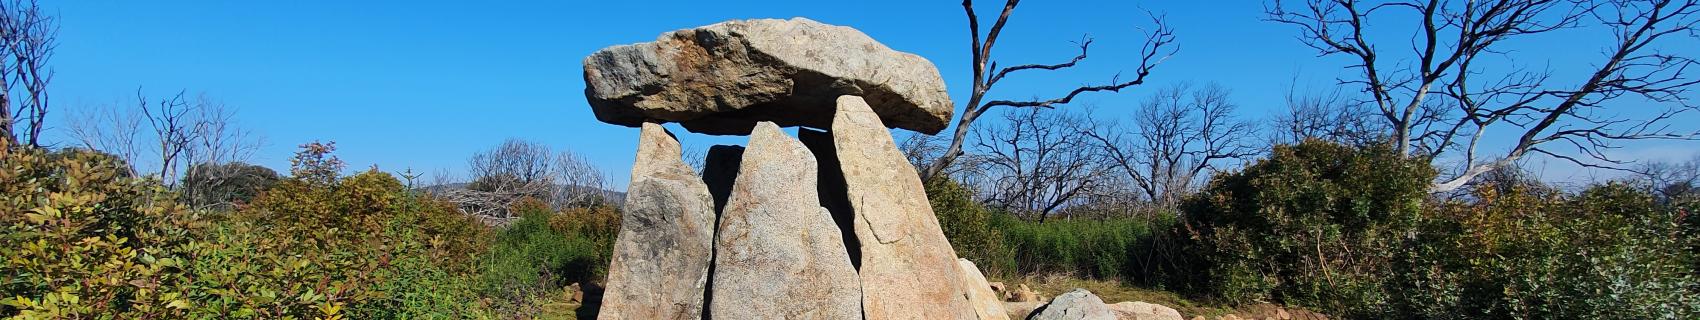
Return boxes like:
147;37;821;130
1031;289;1115;320
599;123;716;320
959;259;1012;320
708;122;861;319
828;95;976;320
1107;302;1184;320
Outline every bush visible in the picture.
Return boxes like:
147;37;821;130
1181;140;1434;315
0;143;493;319
927;178;1014;276
1183;140;1699;319
180;161;279;209
479;198;620;316
928;177;1188;288
190;143;492;318
1406;182;1700;319
0;147;207;318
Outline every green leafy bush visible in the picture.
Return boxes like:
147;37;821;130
0;143;493;319
479;197;620;317
1402;182;1700;319
927;178;1014;276
1181;140;1434;315
1183;140;1699;319
1;147;207;319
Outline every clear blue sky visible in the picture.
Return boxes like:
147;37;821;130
39;0;1698;188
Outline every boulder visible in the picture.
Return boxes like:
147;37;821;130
827;95;977;320
958;259;1011;320
708;122;861;319
1107;302;1184;320
599;123;717;320
1031;289;1115;320
583;18;953;135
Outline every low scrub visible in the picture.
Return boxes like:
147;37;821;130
1;144;492;319
479;197;621;318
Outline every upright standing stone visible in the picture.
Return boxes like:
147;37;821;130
959;259;1011;320
829;95;977;319
599;123;717;320
710;122;861;319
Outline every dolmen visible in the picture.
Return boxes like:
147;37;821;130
586;18;1005;320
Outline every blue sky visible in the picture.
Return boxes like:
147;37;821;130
39;0;1698;188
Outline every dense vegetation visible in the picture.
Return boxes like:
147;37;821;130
0;143;619;319
931;140;1700;319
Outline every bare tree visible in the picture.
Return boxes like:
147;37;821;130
141;92;198;185
552;150;610;208
1640;154;1700;199
67;90;261;194
970;107;1109;220
1268;0;1700;192
66;100;145;172
446;138;612;221
1270;82;1385;146
921;0;1178;180
0;0;55;148
466;138;555;200
1086;83;1259;209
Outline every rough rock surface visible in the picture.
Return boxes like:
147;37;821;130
959;259;1011;320
708;122;861;319
599;123;717;320
583;18;953;135
828;95;976;319
1032;289;1116;320
1005;301;1048;320
1107;302;1185;320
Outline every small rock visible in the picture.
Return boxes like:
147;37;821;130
1107;301;1184;320
1010;284;1042;302
1031;289;1116;320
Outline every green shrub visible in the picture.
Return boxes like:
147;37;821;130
927;177;1188;288
189;143;492;319
0;147;207;319
1183;140;1699;319
1406;182;1700;319
0;143;493;319
1182;140;1435;315
927;178;1014;277
479;199;620;316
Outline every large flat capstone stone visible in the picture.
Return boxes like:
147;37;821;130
583;17;953;135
